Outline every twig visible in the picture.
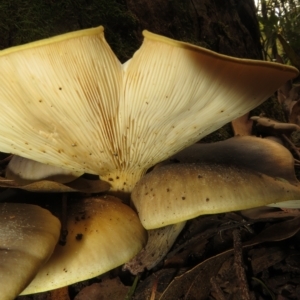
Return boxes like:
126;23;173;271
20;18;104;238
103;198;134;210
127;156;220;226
233;229;251;300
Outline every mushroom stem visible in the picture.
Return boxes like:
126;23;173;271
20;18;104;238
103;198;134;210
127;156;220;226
124;221;186;274
100;169;147;193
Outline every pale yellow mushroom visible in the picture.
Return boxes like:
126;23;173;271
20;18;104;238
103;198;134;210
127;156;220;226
6;155;83;185
20;196;147;295
2;155;109;193
123;221;186;274
0;203;60;300
127;136;300;272
0;26;299;290
132;163;300;229
0;26;297;192
164;136;298;184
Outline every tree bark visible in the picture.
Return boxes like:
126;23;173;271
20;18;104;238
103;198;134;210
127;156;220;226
126;0;263;137
127;0;262;59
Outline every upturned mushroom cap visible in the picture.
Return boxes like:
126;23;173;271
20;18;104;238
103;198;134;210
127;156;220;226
20;195;147;295
0;26;298;191
131;163;300;229
0;203;60;300
6;155;83;185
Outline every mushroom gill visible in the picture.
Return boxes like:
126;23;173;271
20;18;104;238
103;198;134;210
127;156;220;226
0;26;297;192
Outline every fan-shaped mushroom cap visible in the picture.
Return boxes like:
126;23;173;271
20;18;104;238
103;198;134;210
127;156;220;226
0;26;298;191
0;203;60;300
20;195;147;295
6;155;83;185
132;163;300;229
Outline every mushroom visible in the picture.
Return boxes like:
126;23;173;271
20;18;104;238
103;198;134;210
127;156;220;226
125;136;300;272
163;136;298;184
0;26;298;292
131;162;300;229
0;174;110;193
127;137;300;272
2;155;110;193
6;155;83;185
20;195;147;295
0;26;297;192
125;136;300;273
0;202;60;300
123;221;186;275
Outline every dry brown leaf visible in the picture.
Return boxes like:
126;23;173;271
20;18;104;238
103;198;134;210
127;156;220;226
133;269;180;300
244;217;300;245
249;247;287;275
74;278;128;300
156;217;300;300
231;112;253;136
241;206;300;219
159;251;232;300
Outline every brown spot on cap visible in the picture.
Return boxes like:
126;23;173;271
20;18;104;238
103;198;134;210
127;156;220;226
75;233;83;241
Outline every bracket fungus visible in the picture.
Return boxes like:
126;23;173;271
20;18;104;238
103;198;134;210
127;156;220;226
20;196;147;295
0;26;298;192
0;203;60;300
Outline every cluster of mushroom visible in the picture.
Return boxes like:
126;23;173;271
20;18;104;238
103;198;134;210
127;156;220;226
0;26;299;298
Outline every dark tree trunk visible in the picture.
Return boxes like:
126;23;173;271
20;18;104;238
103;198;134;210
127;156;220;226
0;0;262;62
126;0;263;137
127;0;262;59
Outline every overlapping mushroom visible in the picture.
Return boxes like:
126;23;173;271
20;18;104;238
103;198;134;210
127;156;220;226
20;196;147;295
0;26;299;296
0;26;298;192
0;203;60;300
126;136;300;272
